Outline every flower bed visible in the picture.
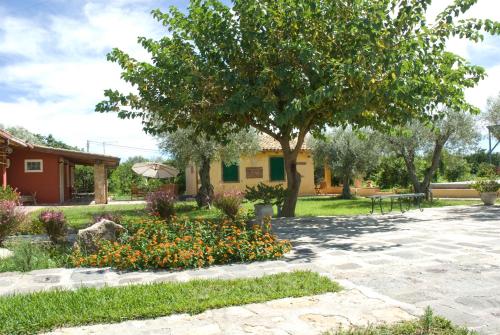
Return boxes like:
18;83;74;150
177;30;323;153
72;216;291;270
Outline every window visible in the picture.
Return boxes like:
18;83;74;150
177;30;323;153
222;162;239;182
269;157;285;181
25;159;43;173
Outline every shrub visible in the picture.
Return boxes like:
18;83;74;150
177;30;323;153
245;183;287;207
472;179;500;193
0;241;70;272
39;210;68;245
146;191;176;219
0;186;20;203
0;200;26;245
476;162;497;178
72;216;292;270
213;191;244;219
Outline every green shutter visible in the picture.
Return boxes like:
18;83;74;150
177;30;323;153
222;162;239;182
270;157;285;181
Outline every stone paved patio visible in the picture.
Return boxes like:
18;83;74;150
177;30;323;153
1;205;499;334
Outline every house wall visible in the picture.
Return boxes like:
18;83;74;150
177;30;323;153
185;151;316;196
7;148;62;204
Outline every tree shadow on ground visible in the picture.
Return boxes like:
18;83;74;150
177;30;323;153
272;214;418;262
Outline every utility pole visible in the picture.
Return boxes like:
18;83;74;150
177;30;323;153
102;142;106;155
86;140;90;153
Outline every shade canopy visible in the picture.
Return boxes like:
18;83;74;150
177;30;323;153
132;162;179;179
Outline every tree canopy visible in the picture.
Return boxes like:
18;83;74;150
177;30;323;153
381;108;480;195
159;128;259;206
310;128;380;199
97;0;499;216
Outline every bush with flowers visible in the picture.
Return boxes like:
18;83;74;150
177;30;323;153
146;190;176;219
212;191;244;219
0;200;26;245
0;186;20;203
38;210;68;245
71;215;291;270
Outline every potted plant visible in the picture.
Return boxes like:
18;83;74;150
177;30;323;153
472;179;500;206
245;183;287;219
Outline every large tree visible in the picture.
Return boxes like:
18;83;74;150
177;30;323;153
311;128;380;199
382;109;479;196
97;0;499;216
159;128;259;207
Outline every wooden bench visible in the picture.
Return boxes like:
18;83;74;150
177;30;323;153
367;193;425;214
130;186;147;200
20;193;37;206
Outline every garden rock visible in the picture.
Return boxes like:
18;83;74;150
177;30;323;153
75;219;126;253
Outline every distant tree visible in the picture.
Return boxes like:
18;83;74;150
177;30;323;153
74;166;94;193
109;156;149;195
484;92;500;126
441;153;472;182
97;0;498;216
465;150;500;174
311;128;380;199
3;126;81;151
374;156;411;190
382;109;479;196
159;128;259;207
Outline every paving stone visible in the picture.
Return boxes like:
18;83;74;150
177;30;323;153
335;263;362;270
33;275;61;284
71;269;109;282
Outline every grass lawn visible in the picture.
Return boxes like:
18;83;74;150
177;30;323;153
27;197;482;230
0;271;340;335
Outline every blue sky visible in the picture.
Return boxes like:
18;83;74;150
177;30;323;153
0;0;499;159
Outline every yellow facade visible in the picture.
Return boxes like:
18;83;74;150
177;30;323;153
185;151;316;196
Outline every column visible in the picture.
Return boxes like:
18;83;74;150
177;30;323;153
94;161;108;204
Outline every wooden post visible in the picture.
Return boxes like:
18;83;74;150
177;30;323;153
94;161;108;204
2;164;6;190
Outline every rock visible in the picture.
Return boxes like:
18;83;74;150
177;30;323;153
75;219;126;253
0;248;12;260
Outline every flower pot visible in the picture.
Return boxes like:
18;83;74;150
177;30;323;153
254;204;274;220
480;192;498;206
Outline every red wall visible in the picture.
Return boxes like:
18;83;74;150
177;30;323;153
7;148;62;204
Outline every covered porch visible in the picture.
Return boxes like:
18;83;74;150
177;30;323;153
1;129;120;205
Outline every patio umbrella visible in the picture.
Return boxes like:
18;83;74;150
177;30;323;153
132;162;179;179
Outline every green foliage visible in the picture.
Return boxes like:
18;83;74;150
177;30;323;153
0;185;20;202
442;154;472;182
311;128;381;195
72;215;291;270
0;272;339;335
4;126;81;150
74;166;94;193
38;210;68;245
109;156;150;195
245;183;287;206
374;156;411;189
465;150;500;174
476;162;497;178
484;91;500;140
472;179;500;193
97;0;498;216
0;241;70;273
145;190;177;219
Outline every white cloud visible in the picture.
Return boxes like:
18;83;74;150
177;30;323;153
0;0;165;160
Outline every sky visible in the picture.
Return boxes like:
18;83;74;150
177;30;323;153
0;0;499;160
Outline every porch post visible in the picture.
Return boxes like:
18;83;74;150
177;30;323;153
94;161;108;204
2;165;6;190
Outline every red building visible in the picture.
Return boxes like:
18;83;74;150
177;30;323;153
0;129;120;204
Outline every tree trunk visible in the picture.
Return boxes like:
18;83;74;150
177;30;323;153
281;149;301;217
196;155;214;208
402;139;447;199
340;174;352;199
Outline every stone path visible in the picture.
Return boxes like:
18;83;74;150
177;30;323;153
1;205;499;334
45;280;420;335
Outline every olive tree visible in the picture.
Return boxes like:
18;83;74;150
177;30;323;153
382;109;480;196
97;0;499;216
310;128;381;199
484;92;500;141
159;128;259;207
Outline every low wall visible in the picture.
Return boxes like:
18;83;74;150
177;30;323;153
430;188;480;198
322;186;381;196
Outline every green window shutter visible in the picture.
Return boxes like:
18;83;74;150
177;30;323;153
270;157;285;181
222;162;239;182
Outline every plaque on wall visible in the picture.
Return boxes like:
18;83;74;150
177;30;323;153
246;167;263;179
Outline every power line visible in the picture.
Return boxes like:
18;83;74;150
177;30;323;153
86;140;164;154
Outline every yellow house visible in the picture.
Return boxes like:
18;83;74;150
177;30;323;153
185;134;316;196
